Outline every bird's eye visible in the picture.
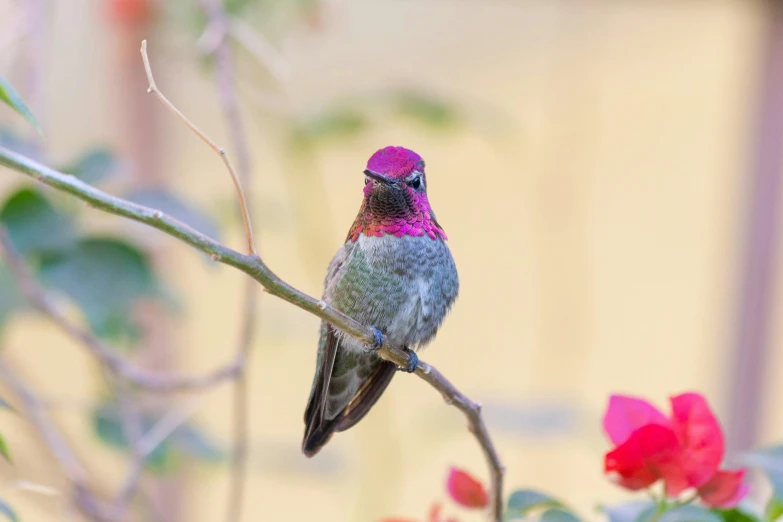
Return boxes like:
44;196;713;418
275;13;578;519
409;176;421;189
365;177;370;185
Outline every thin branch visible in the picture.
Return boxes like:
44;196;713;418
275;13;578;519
0;362;112;521
109;378;145;521
0;226;244;392
226;277;255;522
161;12;259;519
0;145;506;521
140;40;256;256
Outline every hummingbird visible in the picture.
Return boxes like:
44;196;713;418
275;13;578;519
302;146;460;457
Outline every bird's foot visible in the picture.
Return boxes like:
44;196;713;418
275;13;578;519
397;348;418;373
364;327;385;353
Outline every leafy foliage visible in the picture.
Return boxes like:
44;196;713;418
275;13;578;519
0;76;41;135
715;508;763;522
287;89;463;150
539;509;581;522
38;238;157;340
390;90;461;129
0;174;166;342
767;499;783;522
506;489;563;517
0;188;76;256
0;434;10;463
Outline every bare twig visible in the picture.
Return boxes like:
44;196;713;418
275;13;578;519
226;282;255;522
0;142;506;521
142;32;259;522
0;362;112;521
157;13;258;522
140;40;256;256
110;378;145;520
418;363;504;518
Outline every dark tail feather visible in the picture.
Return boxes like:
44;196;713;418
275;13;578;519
302;416;340;457
302;360;397;457
303;325;339;457
335;360;396;432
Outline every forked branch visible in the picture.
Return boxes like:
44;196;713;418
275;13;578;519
0;142;506;522
0;45;505;522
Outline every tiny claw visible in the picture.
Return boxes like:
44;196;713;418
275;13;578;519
398;348;418;373
369;327;385;350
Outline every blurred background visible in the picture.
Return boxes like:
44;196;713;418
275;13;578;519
0;0;781;521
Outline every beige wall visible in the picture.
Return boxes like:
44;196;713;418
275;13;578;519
0;1;780;520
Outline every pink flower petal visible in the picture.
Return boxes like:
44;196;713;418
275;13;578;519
698;469;749;508
669;393;724;490
603;394;670;445
604;424;682;491
446;468;488;509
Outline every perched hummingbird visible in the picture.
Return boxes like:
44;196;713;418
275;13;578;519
302;146;460;457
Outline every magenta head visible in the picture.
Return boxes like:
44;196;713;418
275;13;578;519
349;146;447;241
365;146;424;181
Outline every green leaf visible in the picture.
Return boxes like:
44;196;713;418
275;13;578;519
767;498;783;522
290;108;368;147
656;505;723;522
0;434;11;463
0;75;41;135
391;90;460;129
60;149;119;185
715;508;763;522
38;238;157;340
742;446;783;500
0;188;76;256
0;498;18;522
540;509;581;522
506;489;562;519
123;189;220;240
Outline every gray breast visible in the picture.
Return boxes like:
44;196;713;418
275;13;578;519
324;234;459;352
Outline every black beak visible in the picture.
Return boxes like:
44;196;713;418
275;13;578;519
364;169;396;185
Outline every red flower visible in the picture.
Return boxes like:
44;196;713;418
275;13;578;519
446;467;489;509
603;392;748;508
697;470;750;509
107;0;156;26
